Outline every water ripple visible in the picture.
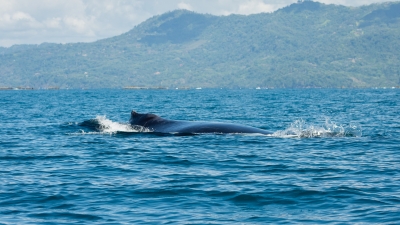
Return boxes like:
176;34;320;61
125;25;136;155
0;89;399;224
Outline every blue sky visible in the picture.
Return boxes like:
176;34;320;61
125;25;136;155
0;0;396;47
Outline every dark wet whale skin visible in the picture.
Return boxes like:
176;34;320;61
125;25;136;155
129;111;272;134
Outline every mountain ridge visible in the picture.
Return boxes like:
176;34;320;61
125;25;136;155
1;1;399;89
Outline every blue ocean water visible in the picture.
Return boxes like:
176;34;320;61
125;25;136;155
0;88;399;224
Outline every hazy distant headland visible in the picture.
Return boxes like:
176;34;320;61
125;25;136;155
0;1;399;89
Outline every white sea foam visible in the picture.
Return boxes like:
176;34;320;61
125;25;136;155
96;116;136;133
272;118;362;138
71;115;151;135
97;115;153;134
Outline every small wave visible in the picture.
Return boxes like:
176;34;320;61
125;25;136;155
73;115;151;135
272;119;362;138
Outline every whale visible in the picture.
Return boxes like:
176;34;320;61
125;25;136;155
129;110;272;135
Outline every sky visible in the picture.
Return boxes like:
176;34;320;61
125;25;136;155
0;0;395;47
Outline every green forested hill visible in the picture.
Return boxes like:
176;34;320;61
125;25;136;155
1;1;399;89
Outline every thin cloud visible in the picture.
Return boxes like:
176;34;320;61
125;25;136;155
237;0;281;14
178;2;193;10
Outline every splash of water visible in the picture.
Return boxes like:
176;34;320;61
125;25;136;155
273;118;362;138
75;115;151;135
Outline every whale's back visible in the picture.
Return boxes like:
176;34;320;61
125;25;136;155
130;111;272;135
151;120;271;134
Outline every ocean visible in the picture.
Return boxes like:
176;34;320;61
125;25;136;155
0;88;399;224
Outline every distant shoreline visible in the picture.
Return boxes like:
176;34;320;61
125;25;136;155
1;86;399;91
